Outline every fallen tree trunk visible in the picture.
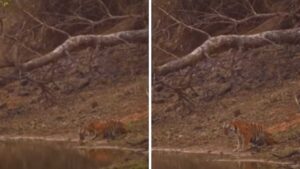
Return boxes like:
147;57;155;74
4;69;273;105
20;29;147;71
155;28;300;76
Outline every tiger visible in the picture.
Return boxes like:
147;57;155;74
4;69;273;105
79;119;127;142
223;120;276;152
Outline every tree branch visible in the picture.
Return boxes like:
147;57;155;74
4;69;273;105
19;29;147;71
210;9;281;25
158;7;211;38
22;9;71;37
156;28;300;75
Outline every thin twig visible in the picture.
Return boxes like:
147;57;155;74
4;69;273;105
97;0;112;17
3;34;43;57
22;10;71;37
207;8;281;26
154;44;179;59
244;0;257;15
158;7;211;38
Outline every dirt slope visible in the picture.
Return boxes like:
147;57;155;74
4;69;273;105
0;1;148;149
153;0;300;162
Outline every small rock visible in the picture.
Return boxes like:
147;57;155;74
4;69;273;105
233;109;241;117
0;102;7;109
61;86;74;94
152;98;165;104
77;78;90;90
18;90;30;96
6;87;14;93
154;84;163;92
91;101;98;108
30;121;37;129
193;126;203;130
164;104;175;112
41;123;46;128
55;116;64;121
20;79;29;86
217;83;232;96
6;108;22;118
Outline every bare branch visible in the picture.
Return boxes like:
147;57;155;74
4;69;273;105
156;28;300;75
154;44;179;59
97;0;112;17
244;0;257;15
158;7;211;38
206;8;283;27
2;34;43;57
85;15;137;26
65;13;141;34
20;29;147;71
22;10;71;37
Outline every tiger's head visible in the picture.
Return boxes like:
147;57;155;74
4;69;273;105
222;122;237;136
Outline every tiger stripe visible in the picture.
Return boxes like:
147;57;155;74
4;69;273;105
223;120;276;152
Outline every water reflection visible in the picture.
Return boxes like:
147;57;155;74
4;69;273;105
83;148;145;166
0;141;97;169
0;141;146;169
153;151;290;169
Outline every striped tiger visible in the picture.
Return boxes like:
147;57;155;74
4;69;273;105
223;120;276;152
79;120;127;142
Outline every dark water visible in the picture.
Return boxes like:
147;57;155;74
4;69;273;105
153;151;292;169
0;141;146;169
83;148;143;166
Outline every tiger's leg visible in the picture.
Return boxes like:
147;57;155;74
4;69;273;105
240;136;246;152
91;131;100;140
234;135;242;152
79;128;86;142
242;135;252;151
111;129;116;139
